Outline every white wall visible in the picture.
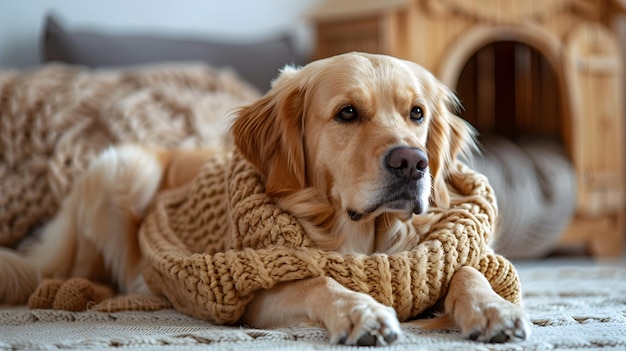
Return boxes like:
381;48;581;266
0;0;321;68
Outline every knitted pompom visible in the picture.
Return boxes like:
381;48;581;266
28;278;114;311
28;279;64;309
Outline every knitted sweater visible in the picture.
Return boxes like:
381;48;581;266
138;150;520;324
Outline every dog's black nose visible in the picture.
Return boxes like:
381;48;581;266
385;147;428;180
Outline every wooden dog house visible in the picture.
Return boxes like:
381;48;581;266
311;0;625;256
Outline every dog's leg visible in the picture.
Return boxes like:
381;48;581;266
241;276;401;346
0;248;41;304
444;266;531;343
0;172;84;304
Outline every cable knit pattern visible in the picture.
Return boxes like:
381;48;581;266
139;150;521;324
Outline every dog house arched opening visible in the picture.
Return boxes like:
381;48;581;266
437;26;569;145
455;40;564;141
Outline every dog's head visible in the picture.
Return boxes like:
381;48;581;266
232;52;475;223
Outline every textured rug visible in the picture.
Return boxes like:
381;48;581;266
1;263;624;350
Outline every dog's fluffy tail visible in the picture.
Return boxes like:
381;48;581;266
411;315;457;331
0;145;164;304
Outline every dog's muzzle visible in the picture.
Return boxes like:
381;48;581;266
346;147;430;221
381;146;430;217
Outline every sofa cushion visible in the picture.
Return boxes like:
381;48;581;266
42;15;306;92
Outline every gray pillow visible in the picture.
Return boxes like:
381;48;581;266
42;15;305;92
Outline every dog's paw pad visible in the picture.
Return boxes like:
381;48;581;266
328;297;402;346
463;303;531;343
353;326;400;346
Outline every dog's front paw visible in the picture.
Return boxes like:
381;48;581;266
325;293;401;346
459;299;531;343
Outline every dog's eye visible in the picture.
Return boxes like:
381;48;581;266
410;106;425;123
337;105;358;122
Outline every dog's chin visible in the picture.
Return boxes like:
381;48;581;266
347;199;427;222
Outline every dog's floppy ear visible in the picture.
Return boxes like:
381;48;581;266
231;66;306;197
427;84;477;208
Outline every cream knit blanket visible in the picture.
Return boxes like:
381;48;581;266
0;64;258;247
1;64;520;324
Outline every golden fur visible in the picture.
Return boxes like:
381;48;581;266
0;52;530;346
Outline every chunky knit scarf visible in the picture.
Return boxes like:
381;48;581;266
136;150;520;324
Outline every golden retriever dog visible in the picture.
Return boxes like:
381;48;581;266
0;52;531;346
